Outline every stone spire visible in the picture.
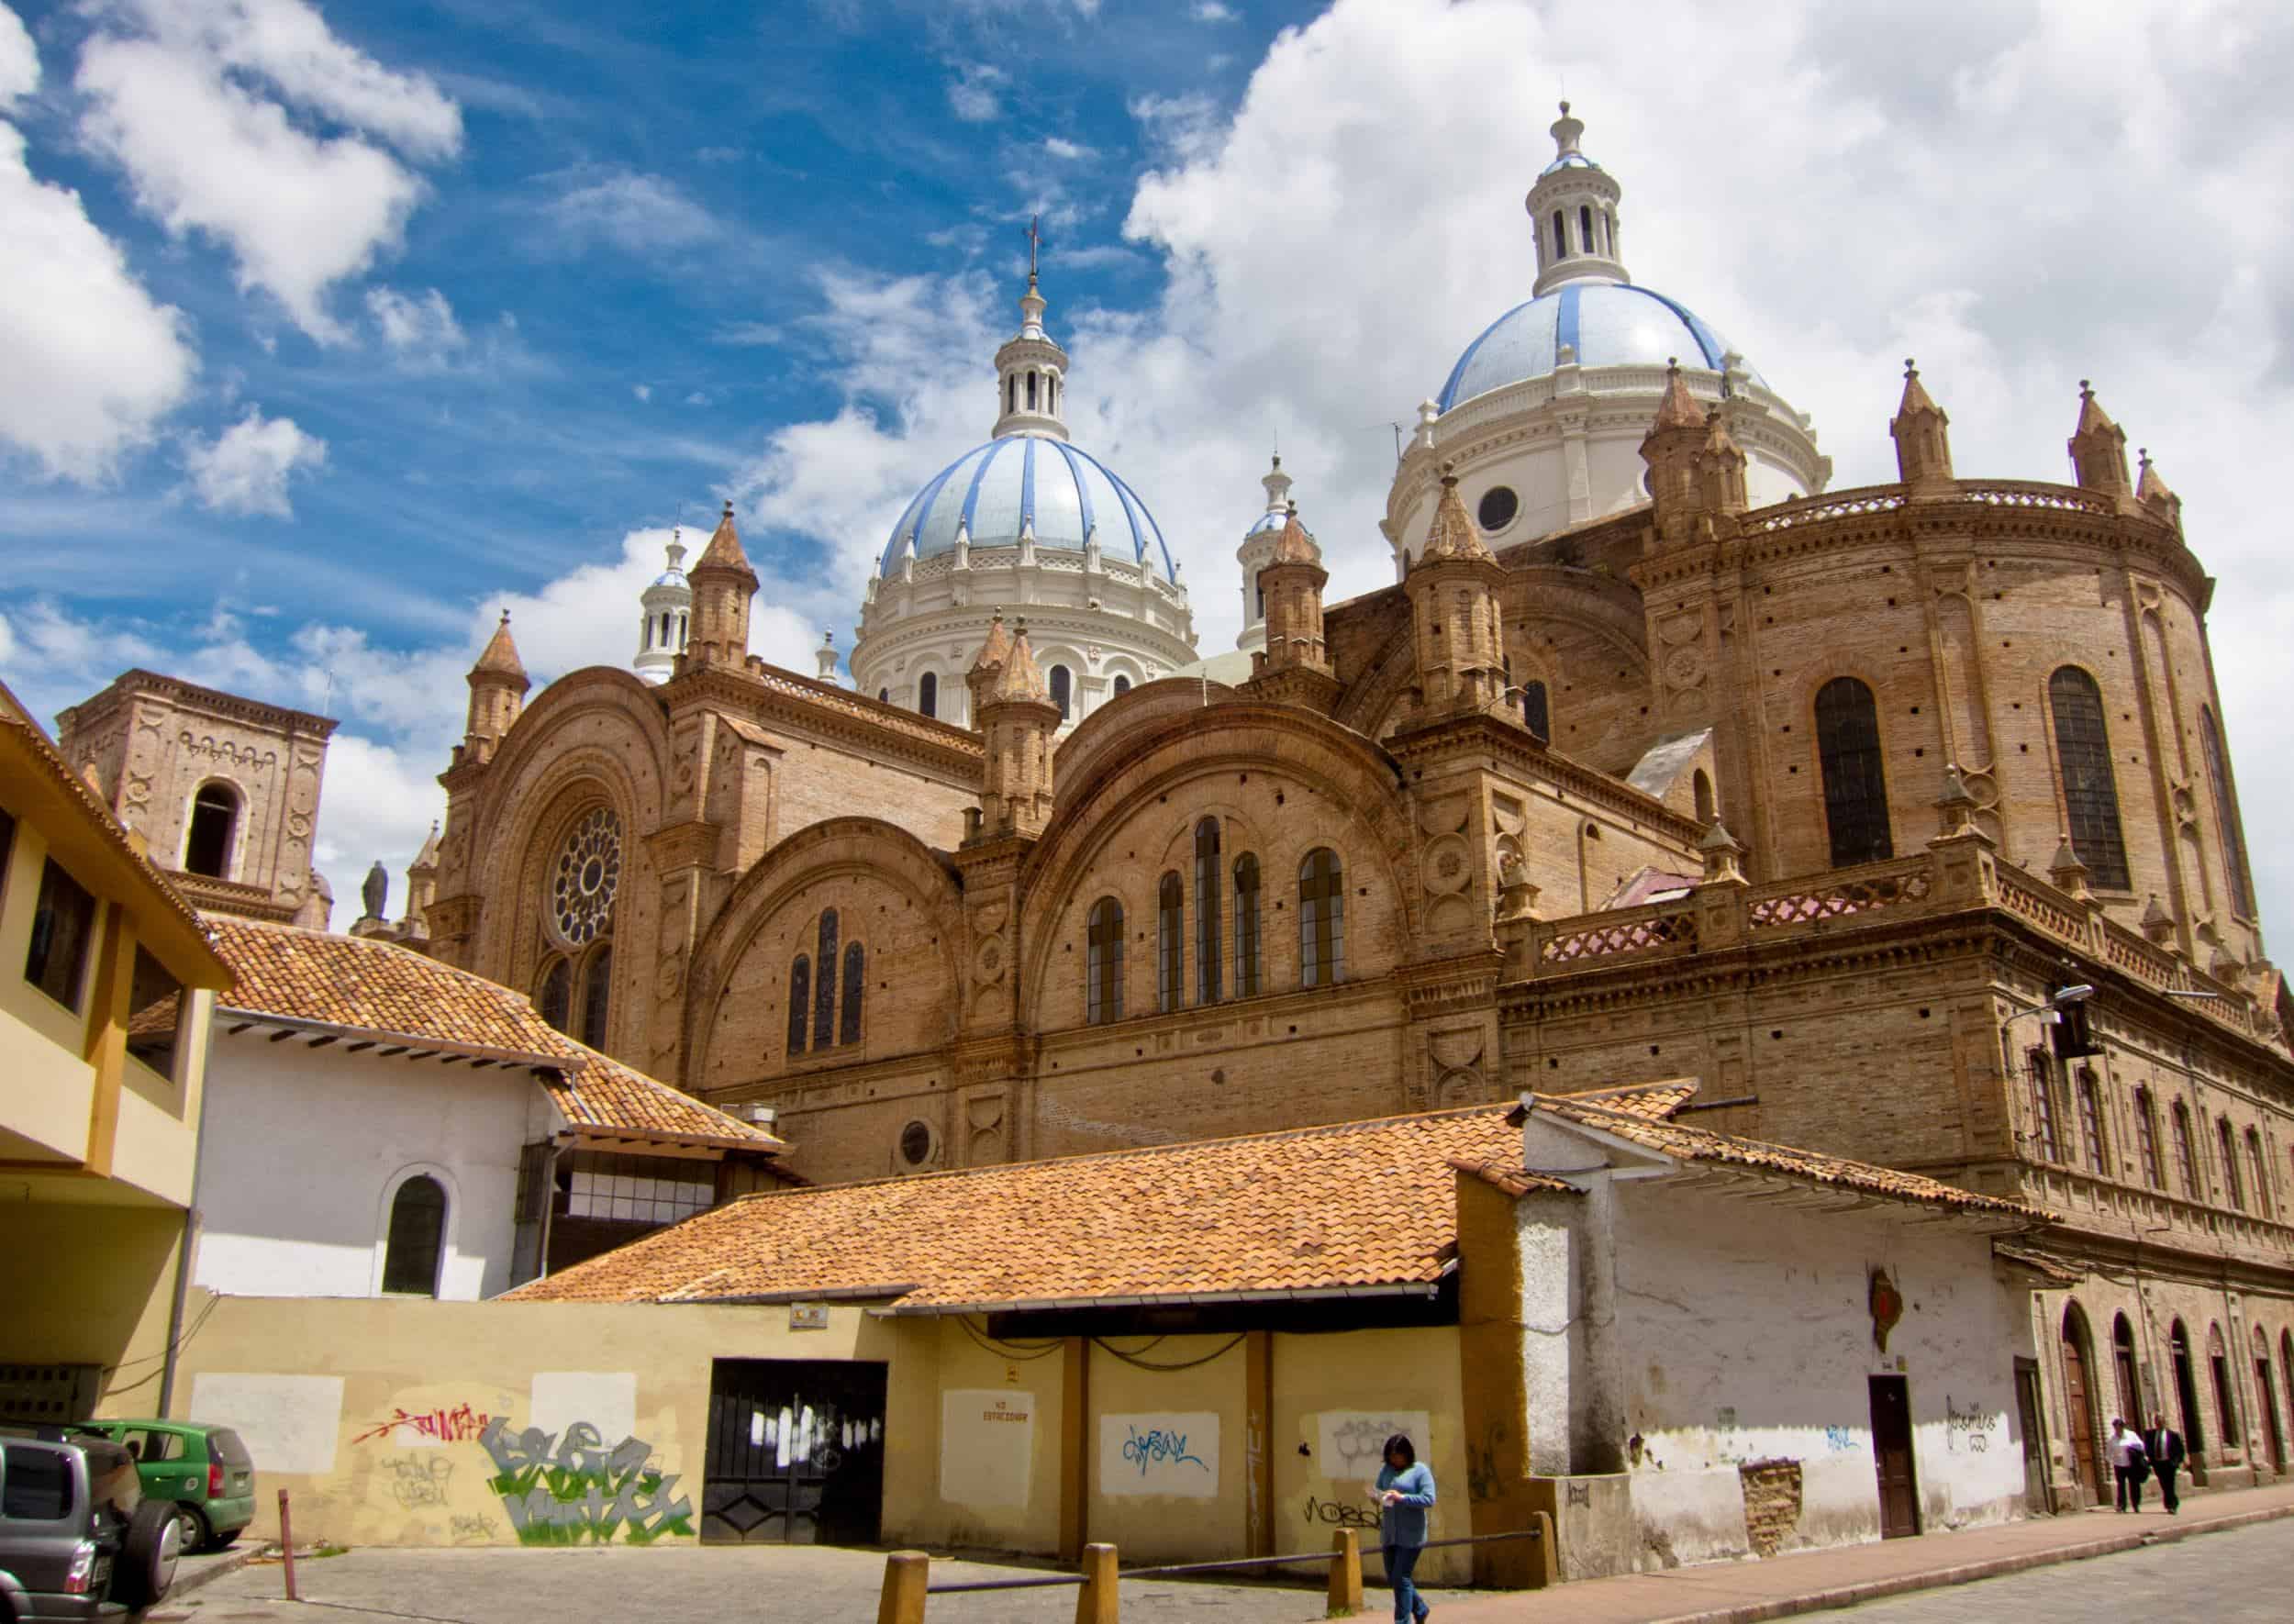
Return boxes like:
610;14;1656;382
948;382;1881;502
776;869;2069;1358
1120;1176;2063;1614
1525;101;1629;297
1889;358;1954;488
815;629;841;685
404;821;440;936
1258;503;1331;678
2067;381;2132;497
462;610;529;758
991;223;1070;441
686;501;759;671
1640;360;1709;543
1698;407;1749;516
2136;447;2184;533
1405;471;1509;719
967;613;1059;842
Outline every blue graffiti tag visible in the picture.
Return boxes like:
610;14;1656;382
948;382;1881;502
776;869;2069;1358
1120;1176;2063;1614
1121;1425;1208;1477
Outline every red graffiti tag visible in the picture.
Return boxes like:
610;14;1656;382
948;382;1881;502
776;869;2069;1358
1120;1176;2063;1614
352;1404;493;1445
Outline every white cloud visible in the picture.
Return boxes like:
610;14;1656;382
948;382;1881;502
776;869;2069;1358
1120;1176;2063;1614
365;284;464;366
1044;135;1095;161
0;3;36;109
184;408;327;516
1126;91;1220;163
543;167;718;251
1192;2;1238;20
0;120;198;479
632;383;652;401
947;61;1005;123
712;320;782;346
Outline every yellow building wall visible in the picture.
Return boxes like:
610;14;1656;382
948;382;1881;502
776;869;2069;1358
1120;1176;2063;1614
0;1204;184;1382
108;986;211;1207
1083;1334;1249;1565
0;817;103;1162
879;1318;1069;1556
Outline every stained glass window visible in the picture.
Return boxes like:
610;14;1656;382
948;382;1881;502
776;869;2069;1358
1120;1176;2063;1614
1194;818;1223;1005
813;910;839;1050
840;941;865;1047
1233;855;1262;998
1299;848;1345;988
786;956;809;1055
1815;677;1892;866
2049;668;2131;890
551;806;623;947
579;946;611;1050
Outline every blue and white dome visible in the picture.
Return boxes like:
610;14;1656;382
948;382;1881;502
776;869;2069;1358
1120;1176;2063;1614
1435;283;1763;412
877;432;1175;581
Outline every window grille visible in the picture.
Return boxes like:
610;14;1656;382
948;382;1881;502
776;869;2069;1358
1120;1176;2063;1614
1157;873;1183;1011
1299;848;1345;988
1233;854;1262;998
1815;676;1893;865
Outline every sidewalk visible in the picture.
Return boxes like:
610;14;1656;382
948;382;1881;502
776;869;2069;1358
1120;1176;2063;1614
1431;1479;2294;1623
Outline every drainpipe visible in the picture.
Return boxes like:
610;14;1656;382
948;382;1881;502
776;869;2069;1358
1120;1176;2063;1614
157;1203;196;1418
532;1131;574;1282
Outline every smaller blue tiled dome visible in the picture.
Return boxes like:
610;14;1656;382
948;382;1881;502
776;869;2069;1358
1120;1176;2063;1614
1540;150;1600;176
879;432;1175;581
1435;282;1761;412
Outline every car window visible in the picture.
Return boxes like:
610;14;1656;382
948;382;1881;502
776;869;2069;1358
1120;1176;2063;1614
206;1429;252;1469
2;1443;73;1519
83;1444;138;1518
143;1429;188;1463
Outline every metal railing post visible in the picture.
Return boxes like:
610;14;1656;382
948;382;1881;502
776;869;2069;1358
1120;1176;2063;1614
1326;1527;1363;1616
877;1551;929;1624
276;1488;298;1601
1075;1541;1119;1624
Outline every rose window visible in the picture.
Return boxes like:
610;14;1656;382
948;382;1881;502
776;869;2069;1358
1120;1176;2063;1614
551;806;623;947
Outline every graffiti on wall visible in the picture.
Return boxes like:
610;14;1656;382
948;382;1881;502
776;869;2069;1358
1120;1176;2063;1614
352;1404;493;1446
1098;1413;1220;1499
477;1418;694;1544
1303;1493;1379;1529
1944;1395;1998;1454
1317;1410;1431;1482
380;1455;455;1509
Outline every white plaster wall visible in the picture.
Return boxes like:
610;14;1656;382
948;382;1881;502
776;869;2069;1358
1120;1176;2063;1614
1604;1178;2029;1562
191;1035;532;1301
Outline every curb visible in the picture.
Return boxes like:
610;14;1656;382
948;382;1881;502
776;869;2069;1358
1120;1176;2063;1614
1643;1502;2294;1624
173;1539;272;1600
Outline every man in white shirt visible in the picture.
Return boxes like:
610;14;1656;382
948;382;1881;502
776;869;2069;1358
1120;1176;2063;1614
2106;1418;2148;1512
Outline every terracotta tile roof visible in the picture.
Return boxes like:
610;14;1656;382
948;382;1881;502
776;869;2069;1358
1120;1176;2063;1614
1526;1092;2050;1218
507;1105;1542;1307
202;915;780;1151
1550;1079;1699;1120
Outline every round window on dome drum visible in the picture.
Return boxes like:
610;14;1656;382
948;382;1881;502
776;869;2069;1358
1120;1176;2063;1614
1477;485;1520;533
897;1120;934;1168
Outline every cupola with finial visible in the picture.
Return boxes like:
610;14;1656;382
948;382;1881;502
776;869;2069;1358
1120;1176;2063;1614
964;610;1060;842
1889;359;1954;489
1525;101;1628;296
1253;500;1335;695
462;609;529;762
1405;468;1509;719
685;500;760;672
992;215;1070;440
632;525;692;685
1234;452;1296;654
2068;381;2132;498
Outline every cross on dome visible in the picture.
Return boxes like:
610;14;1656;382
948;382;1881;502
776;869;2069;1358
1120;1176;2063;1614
993;249;1068;440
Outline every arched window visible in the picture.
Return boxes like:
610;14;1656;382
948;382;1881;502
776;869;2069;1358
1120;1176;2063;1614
1551;209;1566;259
2076;1069;2106;1174
2173;1102;2199;1197
1194;818;1223;1005
2170;1321;2205;1452
2218;1117;2244;1210
919;672;938;718
184;784;239;879
841;941;865;1047
786;955;810;1055
579;945;612;1050
2113;1315;2142;1423
1086;896;1124;1025
2027;1050;2060;1162
1815;676;1893;865
1521;679;1549;740
1112;674;1130;696
1233;853;1262;998
1156;872;1183;1012
660;612;672;647
1027;371;1039;411
1007;375;1016;416
878;687;890;703
812;910;840;1051
2050;667;2131;890
2209;1324;2236;1451
1299;848;1345;988
539;958;572;1035
1693;768;1715;825
2246;1129;2273;1219
1579;205;1595;255
381;1175;446;1296
2200;707;2255;918
2134;1087;2164;1189
1050;665;1072;719
676;611;687;646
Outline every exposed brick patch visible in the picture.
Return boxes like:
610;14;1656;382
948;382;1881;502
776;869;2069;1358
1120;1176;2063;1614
1739;1457;1804;1558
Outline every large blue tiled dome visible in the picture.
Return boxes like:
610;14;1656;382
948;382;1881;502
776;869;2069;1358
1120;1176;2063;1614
878;432;1175;581
1435;282;1760;413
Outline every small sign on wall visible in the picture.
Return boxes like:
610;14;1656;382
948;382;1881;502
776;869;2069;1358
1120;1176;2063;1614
941;1390;1035;1508
789;1305;829;1330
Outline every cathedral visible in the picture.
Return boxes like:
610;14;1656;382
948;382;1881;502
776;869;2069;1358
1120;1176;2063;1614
396;106;2290;1508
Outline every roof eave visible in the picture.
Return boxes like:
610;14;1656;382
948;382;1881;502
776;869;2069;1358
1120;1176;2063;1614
874;1265;1458;1318
216;1009;562;1069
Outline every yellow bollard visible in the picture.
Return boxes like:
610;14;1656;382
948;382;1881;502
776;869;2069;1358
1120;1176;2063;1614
876;1551;929;1624
1326;1526;1364;1617
1074;1541;1119;1624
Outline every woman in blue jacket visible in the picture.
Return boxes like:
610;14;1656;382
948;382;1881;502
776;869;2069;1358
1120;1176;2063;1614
1374;1431;1436;1624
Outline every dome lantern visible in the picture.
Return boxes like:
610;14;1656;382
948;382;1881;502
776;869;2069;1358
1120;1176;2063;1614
632;528;693;686
1526;102;1629;297
992;217;1070;441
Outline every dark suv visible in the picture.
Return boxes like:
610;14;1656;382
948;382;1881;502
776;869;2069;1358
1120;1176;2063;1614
0;1424;178;1620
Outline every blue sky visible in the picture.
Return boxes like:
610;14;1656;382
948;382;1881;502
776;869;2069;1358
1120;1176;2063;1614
6;0;2294;945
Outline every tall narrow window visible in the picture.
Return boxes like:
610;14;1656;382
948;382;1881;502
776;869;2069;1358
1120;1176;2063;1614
2219;1117;2244;1210
2200;707;2255;918
1112;674;1131;696
677;612;687;646
1157;872;1183;1012
1050;665;1072;720
2246;1129;2273;1219
381;1175;446;1296
2135;1087;2164;1189
2174;1102;2199;1197
24;859;96;1013
840;941;865;1047
786;955;810;1055
1233;854;1262;998
1521;680;1550;740
2210;1327;2236;1450
126;948;185;1080
2028;1050;2061;1162
1551;209;1566;259
578;946;611;1050
1299;848;1345;988
1086;896;1124;1025
2050;667;2131;890
1693;769;1716;825
539;959;572;1034
2077;1070;2107;1174
1579;205;1595;254
1007;375;1016;416
1027;371;1039;410
813;910;840;1050
184;784;239;878
919;672;938;718
1815;676;1892;865
1194;818;1223;1004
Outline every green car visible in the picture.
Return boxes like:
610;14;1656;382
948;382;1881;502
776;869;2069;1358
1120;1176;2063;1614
79;1422;255;1554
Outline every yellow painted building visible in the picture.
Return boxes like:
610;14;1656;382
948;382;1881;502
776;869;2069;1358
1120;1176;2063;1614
0;680;231;1421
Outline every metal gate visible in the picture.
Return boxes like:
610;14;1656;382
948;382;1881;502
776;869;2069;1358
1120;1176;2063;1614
702;1359;887;1545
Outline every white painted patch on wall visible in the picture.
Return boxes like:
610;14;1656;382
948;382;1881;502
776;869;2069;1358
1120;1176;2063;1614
939;1389;1035;1508
1317;1409;1432;1485
1099;1412;1219;1498
188;1373;345;1475
529;1371;637;1444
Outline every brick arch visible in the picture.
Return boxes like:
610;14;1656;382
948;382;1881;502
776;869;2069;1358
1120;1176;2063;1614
1054;674;1244;809
685;816;964;1085
459;672;670;880
1018;704;1415;1027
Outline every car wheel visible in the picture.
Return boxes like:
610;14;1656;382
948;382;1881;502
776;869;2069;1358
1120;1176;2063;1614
173;1501;209;1554
115;1497;182;1607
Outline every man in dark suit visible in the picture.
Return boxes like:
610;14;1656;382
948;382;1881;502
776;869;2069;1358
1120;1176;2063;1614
2144;1413;2188;1514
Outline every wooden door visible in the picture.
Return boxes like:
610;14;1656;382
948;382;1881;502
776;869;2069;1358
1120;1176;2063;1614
2014;1359;2052;1515
2061;1330;2101;1506
2257;1359;2288;1476
1868;1375;1920;1538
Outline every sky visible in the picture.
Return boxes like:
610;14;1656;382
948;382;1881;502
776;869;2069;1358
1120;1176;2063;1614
3;0;2292;941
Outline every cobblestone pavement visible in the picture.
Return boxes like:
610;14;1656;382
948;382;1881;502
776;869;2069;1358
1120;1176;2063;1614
159;1543;1465;1624
1821;1517;2293;1622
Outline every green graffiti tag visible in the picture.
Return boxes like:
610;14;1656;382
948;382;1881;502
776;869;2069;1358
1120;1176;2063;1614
476;1418;694;1545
